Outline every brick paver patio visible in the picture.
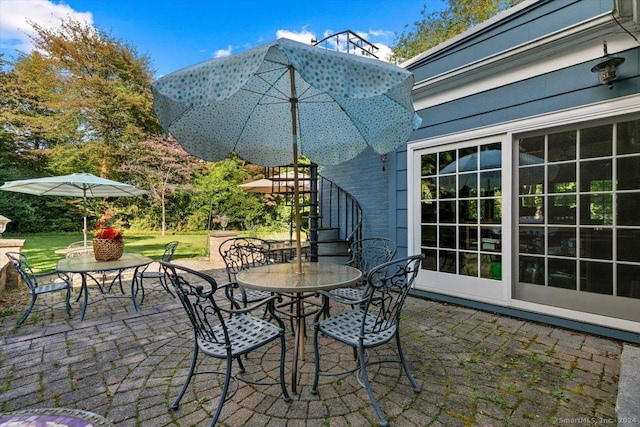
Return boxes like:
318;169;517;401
0;259;623;426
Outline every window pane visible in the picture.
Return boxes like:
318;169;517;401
520;166;545;193
483;254;502;280
480;198;501;223
580;159;612;192
549;195;576;225
421;201;436;223
549;130;577;161
520;227;544;254
460;253;478;277
480;144;501;170
520;255;545;285
459;146;479;172
548;163;576;193
617;264;640;298
580;227;612;260
421;153;437;175
481;171;501;196
617;156;640;190
459;173;477;196
439;150;456;172
548;258;577;289
480;227;501;252
440;250;456;273
618;192;640;226
519;136;545;159
440;175;456;198
580;261;613;295
459;199;477;223
440;201;456;223
617;229;640;263
440;226;456;249
421;225;437;247
617;119;640;155
519;196;544;223
459;226;478;250
548;228;576;256
421;248;437;271
580;124;612;159
580;194;613;225
421;178;436;200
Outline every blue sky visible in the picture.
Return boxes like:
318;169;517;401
0;0;444;78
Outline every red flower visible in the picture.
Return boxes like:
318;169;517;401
94;210;123;241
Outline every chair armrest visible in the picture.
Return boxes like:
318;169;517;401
217;294;282;316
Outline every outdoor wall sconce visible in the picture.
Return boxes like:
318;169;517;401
591;41;625;89
0;214;11;238
380;154;388;171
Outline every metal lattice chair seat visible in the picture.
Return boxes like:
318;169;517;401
312;254;424;427
6;252;73;327
197;314;283;356
317;309;396;347
328;237;397;308
233;289;271;305
161;262;290;427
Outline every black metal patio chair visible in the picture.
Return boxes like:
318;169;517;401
219;237;272;308
134;240;178;297
160;262;290;426
311;254;424;427
327;237;397;312
5;252;73;327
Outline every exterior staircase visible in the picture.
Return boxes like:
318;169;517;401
264;164;362;264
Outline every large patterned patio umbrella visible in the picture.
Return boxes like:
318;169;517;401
0;173;148;247
152;37;420;273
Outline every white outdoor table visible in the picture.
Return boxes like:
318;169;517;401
237;262;362;393
57;253;152;321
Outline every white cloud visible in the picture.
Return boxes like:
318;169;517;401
275;29;316;45
214;45;233;58
0;0;93;54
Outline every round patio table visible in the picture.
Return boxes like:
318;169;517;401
237;262;362;393
57;253;152;321
0;407;111;426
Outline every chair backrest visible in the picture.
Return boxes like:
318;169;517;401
161;241;179;262
361;254;424;336
5;252;38;290
219;237;271;282
348;237;397;277
161;262;228;344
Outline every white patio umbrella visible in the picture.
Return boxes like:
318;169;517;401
239;171;311;194
0;173;149;247
152;38;420;273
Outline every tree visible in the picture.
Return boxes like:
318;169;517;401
391;0;522;63
120;136;206;235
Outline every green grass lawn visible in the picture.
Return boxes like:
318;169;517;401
3;232;210;273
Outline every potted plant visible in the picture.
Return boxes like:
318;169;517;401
93;209;124;261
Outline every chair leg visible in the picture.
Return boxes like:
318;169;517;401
17;294;37;327
396;332;420;392
210;355;233;427
278;330;291;402
310;324;321;394
64;288;72;318
357;342;388;427
159;275;174;297
172;341;199;410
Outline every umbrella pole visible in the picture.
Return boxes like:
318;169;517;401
289;66;303;274
83;193;88;248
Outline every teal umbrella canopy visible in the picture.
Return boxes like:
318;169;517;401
0;173;149;246
151;37;419;166
152;38;420;272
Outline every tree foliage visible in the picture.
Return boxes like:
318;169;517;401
391;0;521;63
120;136;207;235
